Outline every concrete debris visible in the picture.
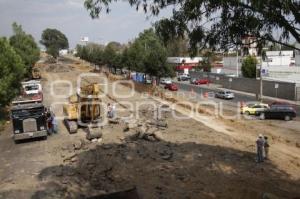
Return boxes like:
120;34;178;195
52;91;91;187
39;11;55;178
125;122;138;131
46;64;72;73
124;130;140;140
153;131;164;141
73;140;83;150
91;139;98;143
109;118;120;124
122;118;168;142
64;154;77;163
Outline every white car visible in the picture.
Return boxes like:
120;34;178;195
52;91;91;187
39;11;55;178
215;90;235;99
177;74;190;81
160;78;172;84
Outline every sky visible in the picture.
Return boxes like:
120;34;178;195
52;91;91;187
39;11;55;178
0;0;173;48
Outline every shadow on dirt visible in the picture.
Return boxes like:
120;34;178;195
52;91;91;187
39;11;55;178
1;139;300;199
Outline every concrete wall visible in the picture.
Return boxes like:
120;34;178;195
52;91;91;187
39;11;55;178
261;65;300;78
190;71;297;100
220;57;243;76
296;55;300;67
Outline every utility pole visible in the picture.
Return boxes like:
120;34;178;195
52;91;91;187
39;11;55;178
236;48;239;77
259;63;263;102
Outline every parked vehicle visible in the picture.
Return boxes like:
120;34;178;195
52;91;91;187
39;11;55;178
270;101;296;113
160;78;172;85
190;78;197;84
257;105;296;121
194;78;211;85
164;83;178;91
145;79;152;84
11;97;48;142
22;80;42;95
241;103;269;115
21;80;43;101
177;74;190;81
270;101;292;106
215;90;235;99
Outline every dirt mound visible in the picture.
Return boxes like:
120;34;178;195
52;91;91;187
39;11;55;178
46;63;73;73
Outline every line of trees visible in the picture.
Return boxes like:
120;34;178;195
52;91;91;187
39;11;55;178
0;23;40;108
76;28;175;79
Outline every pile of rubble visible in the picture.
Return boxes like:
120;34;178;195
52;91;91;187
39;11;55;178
124;119;168;142
46;63;72;73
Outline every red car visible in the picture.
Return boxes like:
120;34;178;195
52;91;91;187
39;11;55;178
164;83;178;91
194;78;211;85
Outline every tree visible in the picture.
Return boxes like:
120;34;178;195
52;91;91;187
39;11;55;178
155;21;189;57
0;38;26;107
84;0;300;54
241;56;257;78
9;22;40;76
124;29;174;78
40;28;69;58
103;43;117;71
197;51;218;72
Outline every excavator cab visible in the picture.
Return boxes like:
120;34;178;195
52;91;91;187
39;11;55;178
63;83;103;137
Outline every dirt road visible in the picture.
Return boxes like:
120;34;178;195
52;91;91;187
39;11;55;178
0;57;300;199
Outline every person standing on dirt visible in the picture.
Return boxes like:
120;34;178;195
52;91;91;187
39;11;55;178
107;103;112;118
52;113;58;134
47;112;53;135
111;103;116;118
264;136;270;160
256;134;265;163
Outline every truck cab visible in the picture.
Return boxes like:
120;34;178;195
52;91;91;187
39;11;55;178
11;101;47;142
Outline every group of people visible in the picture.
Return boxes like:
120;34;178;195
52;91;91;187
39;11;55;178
107;103;116;119
46;109;58;135
256;134;270;163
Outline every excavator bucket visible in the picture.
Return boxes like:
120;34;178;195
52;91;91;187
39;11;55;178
86;125;102;140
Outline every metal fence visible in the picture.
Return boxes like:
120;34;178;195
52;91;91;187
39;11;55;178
190;71;297;101
296;87;300;101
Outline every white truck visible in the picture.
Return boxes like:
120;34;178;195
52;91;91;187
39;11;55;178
21;80;43;101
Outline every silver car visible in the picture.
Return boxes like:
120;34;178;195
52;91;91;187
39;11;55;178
215;90;235;99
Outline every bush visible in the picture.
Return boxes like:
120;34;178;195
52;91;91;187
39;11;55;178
241;56;257;78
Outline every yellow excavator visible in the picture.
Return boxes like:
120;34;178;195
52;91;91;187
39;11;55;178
63;83;103;139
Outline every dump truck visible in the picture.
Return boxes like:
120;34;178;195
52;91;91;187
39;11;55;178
63;83;103;139
11;97;47;142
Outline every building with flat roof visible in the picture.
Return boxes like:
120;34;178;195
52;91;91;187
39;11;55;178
167;57;203;74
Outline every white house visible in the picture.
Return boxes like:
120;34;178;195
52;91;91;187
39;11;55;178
263;51;294;67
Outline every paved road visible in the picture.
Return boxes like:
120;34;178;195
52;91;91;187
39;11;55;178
173;80;300;116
